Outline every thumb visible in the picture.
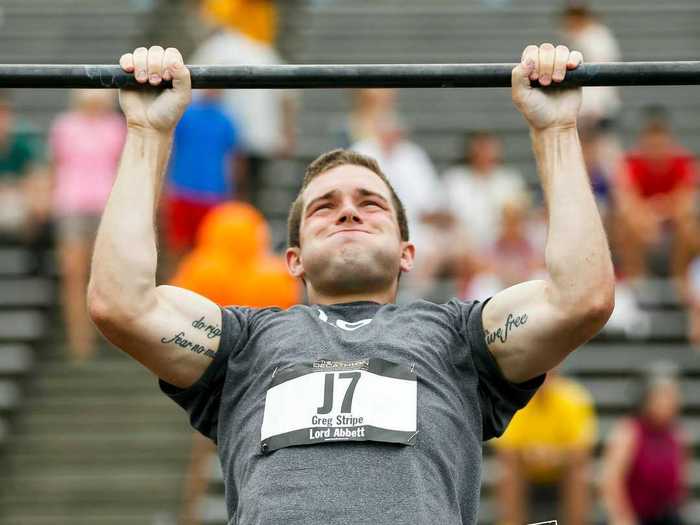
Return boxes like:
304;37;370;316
169;60;191;92
511;59;534;94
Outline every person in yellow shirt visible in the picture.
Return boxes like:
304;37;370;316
201;0;277;45
493;370;597;525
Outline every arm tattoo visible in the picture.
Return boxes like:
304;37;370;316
191;316;222;339
484;312;528;346
161;315;221;359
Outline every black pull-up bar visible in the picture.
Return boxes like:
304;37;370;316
0;62;698;89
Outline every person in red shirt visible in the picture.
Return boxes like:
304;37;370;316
601;362;688;525
614;107;697;282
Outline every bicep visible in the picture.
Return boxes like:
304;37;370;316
482;279;595;382
98;285;223;389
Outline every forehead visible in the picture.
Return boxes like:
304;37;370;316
302;164;392;205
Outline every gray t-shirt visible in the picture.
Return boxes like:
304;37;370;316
160;299;544;524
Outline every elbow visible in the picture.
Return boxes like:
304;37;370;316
86;283;118;328
585;284;616;328
87;281;154;329
558;278;615;334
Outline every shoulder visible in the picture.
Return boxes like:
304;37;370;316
494;166;524;183
671;146;696;163
442;165;469;180
609;417;639;445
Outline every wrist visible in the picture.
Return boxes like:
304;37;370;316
126;124;174;140
530;123;578;138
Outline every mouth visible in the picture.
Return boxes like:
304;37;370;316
329;229;371;237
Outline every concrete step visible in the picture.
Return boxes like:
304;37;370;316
0;513;175;525
21;394;180;418
0;310;46;342
7;430;191;457
0;471;184;503
0;278;55;309
16;411;185;435
6;447;191;473
30;374;165;396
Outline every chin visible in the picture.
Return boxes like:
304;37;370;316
306;246;399;295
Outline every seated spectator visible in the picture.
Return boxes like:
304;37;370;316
442;131;527;252
560;2;622;128
49;89;125;363
171;201;299;525
613;107;697;283
191;0;298;208
337;88;399;147
465;194;545;301
164;90;243;265
0;92;49;240
601;363;688;525
581;123;613;214
493;370;596;525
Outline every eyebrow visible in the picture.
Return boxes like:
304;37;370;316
357;188;390;205
305;190;338;215
305;188;391;215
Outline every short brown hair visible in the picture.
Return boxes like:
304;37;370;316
287;149;409;248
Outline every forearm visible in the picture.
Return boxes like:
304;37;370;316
563;451;591;525
533;126;614;312
603;478;637;522
89;128;172;315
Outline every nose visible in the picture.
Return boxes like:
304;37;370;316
336;200;362;225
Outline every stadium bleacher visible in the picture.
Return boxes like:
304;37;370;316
0;0;697;523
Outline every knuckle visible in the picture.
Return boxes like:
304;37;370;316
540;42;555;50
134;46;147;55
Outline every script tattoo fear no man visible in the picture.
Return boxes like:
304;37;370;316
160;316;222;360
484;312;528;346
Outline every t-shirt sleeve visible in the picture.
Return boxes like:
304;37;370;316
452;298;545;441
158;306;250;443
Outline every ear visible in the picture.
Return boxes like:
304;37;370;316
285;246;305;279
399;241;416;273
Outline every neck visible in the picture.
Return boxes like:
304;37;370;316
307;286;396;306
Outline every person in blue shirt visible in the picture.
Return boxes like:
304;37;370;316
165;89;244;260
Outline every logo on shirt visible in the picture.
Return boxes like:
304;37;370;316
317;309;373;331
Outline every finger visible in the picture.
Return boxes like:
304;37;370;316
552;45;569;83
147;45;165;86
521;44;539;81
132;47;148;83
567;50;584;70
538;43;556;86
119;53;134;73
163;47;190;90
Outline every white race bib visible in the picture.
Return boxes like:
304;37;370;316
260;358;417;454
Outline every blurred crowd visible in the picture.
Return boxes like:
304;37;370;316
0;1;697;524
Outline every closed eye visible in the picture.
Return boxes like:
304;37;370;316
311;203;333;214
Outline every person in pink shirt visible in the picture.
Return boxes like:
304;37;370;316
49;89;125;362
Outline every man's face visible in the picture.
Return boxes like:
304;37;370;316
640;126;673;159
286;164;414;299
